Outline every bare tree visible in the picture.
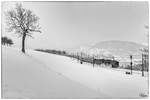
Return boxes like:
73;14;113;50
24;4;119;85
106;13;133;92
5;3;41;53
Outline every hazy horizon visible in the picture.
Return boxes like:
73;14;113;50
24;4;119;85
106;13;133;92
2;1;149;50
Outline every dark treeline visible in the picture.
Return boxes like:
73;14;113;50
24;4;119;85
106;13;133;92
2;36;14;46
35;49;66;56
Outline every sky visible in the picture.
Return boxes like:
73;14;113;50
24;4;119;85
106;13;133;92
2;1;149;50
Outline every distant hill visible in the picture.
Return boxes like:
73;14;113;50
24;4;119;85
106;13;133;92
91;40;147;57
69;40;148;64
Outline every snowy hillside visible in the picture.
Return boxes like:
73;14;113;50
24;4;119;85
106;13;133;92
92;40;146;52
69;40;146;56
2;47;103;99
2;47;148;98
69;40;148;65
91;40;146;58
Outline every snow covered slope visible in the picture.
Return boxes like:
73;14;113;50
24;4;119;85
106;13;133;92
2;47;103;99
2;47;148;98
30;49;148;98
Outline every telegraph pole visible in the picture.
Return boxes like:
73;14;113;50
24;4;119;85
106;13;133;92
144;55;147;72
77;52;79;63
80;52;83;64
146;55;149;72
130;55;133;74
93;56;95;68
145;54;148;72
142;54;144;77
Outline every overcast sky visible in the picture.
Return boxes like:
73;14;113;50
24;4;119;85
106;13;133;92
2;1;149;50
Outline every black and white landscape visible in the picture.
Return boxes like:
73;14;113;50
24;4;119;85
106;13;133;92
2;1;149;99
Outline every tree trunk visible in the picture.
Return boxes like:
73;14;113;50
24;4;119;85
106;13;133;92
22;33;26;53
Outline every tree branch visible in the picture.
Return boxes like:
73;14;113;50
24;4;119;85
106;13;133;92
28;29;41;33
26;33;34;39
6;3;41;39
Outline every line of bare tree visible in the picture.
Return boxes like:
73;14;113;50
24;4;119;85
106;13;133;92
35;49;66;55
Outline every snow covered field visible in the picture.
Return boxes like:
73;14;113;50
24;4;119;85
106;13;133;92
2;47;149;98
